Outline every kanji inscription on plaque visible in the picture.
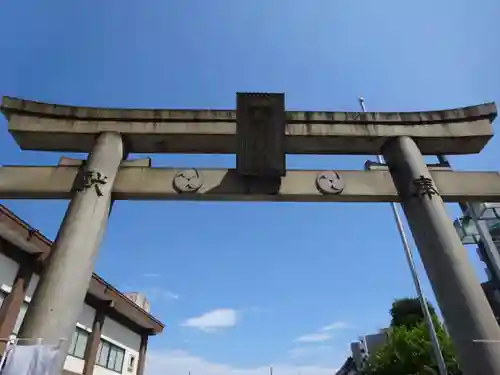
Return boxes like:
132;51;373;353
236;93;286;178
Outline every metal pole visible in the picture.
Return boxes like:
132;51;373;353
358;98;448;375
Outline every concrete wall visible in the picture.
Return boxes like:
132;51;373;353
349;331;389;372
0;253;141;375
350;341;365;370
364;332;388;355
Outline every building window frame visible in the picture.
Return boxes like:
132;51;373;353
12;301;28;335
0;288;29;336
96;338;125;373
68;327;90;359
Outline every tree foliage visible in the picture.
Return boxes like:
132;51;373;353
390;298;436;329
362;298;461;375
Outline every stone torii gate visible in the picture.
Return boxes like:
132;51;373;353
1;93;500;375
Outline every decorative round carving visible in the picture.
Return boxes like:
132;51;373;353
316;171;345;194
173;169;203;193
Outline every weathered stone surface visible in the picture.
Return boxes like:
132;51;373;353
2;96;495;124
58;156;152;167
236;93;285;177
1;166;500;202
17;132;124;375
383;136;500;375
1;96;496;155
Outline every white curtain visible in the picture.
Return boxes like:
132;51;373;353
1;344;60;375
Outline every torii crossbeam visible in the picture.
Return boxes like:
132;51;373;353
1;93;500;375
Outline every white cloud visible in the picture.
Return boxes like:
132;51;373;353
294;321;350;344
294;333;332;343
321;321;350;332
146;350;337;375
181;309;239;332
161;291;180;300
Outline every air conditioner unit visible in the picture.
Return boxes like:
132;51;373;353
127;355;136;372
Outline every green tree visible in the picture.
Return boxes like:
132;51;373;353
362;298;461;375
390;298;436;329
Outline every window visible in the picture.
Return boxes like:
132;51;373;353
68;327;89;359
0;290;28;336
115;350;125;372
12;302;28;335
97;339;125;373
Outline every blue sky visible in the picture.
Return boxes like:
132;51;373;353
1;0;499;373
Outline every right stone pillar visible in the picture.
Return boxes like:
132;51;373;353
382;136;500;375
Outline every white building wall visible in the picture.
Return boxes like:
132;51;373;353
63;304;96;374
0;252;40;303
99;319;140;375
0;253;142;375
65;352;86;374
0;253;19;289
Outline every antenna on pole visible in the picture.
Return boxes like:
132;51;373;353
358;97;366;113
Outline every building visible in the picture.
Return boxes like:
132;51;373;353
453;202;500;322
482;280;500;323
348;330;389;372
0;204;165;375
334;357;357;375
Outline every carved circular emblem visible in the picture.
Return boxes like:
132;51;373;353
173;169;203;193
316;171;345;194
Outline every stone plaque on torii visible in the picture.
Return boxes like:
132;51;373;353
1;93;500;375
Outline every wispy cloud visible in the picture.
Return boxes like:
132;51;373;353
294;333;332;343
160;290;180;300
294;321;350;344
181;309;239;332
321;321;350;331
